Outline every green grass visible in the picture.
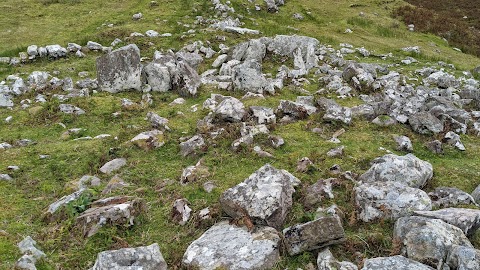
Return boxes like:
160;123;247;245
1;0;480;269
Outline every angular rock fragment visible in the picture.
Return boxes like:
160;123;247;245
317;248;358;270
409;112;444;134
59;104;85;115
317;98;352;124
362;255;434;270
393;135;413;152
214;96;246;122
428;187;476;208
99;158;127;174
220;164;300;229
358;154;433;188
91;243;167;270
445;245;480;270
96;44;142;93
414;208;480;237
130;130;165;150
283;215;345;255
179;135;206;157
182;222;281;270
76;196;145;237
172;198;191;225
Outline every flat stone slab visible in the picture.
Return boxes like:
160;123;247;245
182;222;281;270
414;208;480;237
362;255;434;270
91;243;167;270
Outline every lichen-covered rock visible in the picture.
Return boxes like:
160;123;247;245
361;255;434;270
393;135;413;152
414;208;480;237
130;130;165;150
99;158;127;174
146;112;170;131
278;96;317;119
91;243;167;270
59;104;85;115
96;44;142;93
220;164;300;229
317;248;358;270
144;62;171;92
182;222;281;270
317;97;352;124
393;216;473;268
283;215;345;255
179;135;206;157
355;181;431;222
302;178;335;209
250;106;276;124
472;184;480;204
76;196;145;237
428;187;476;208
445;245;480;270
409;112;444;134
214;96;246;122
267;35;319;57
0;93;14;107
358;154;433;188
232;60;273;94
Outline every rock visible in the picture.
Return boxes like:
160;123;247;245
145;30;159;37
46;44;67;58
425;71;459;89
303;178;335;209
253;146;274;158
372;115;396;126
355;181;432;222
144;62;171;92
18;236;46;260
232;60;273;94
317;248;358;270
99;158;127;174
250;106;276;124
443;131;465;151
296;157;313;173
59;104;85;115
91;243;167;270
358;154;433;188
131;130;165;150
76;196;145;237
284;215;345;255
172;198;192;225
214;97;246;122
428;187;476;208
278;97;317;119
180;160;210;185
269;135;285;149
409;112;444;134
179;135;206;157
86;41;103;51
15;254;37;270
182;222;281;270
47;189;86;215
414;208;480;237
67;42;82;52
212;54;228;68
393;135;413;152
27;45;38;57
445;245;480;270
102;175;129;194
361;255;434;270
0;174;13;181
146;112;170;131
393;216;473;267
425;140;443;154
96;44;142;93
317;98;352;124
170;97;185;106
220;164;300;229
327;146;344;158
132;12;143;20
27;71;49;88
267;35;319;58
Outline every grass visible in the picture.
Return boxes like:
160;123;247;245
1;0;480;269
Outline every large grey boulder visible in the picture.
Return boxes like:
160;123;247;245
358;154;433;188
409;112;444;134
214;97;246;122
96;44;142;93
428;186;476;208
76;196;145;237
232;60;273;94
414;208;480;237
361;255;434;270
317;97;352;124
393;216;473;268
445;245;480;270
144;62;171;92
231;39;267;62
91;243;167;270
0;94;14;107
355;181;432;222
220;164;300;229
283;215;345;255
46;44;67;58
182;222;281;270
267;35;319;58
317;248;358;270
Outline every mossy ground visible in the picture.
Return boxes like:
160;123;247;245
1;0;480;269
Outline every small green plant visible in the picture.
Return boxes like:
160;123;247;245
66;192;94;216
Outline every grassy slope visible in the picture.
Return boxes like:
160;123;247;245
1;0;480;269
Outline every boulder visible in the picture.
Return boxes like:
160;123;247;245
46;44;67;58
91;243;167;270
76;196;145;237
472;184;480;204
214;97;246;122
302;178;335;209
59;104;85;115
393;216;473;268
232;60;273;94
445;245;480;270
428;187;476;208
0;94;13;107
414;208;480;237
220;164;300;229
409;112;444;134
179;135;206;157
267;35;319;58
278;96;317;119
130;130;165;150
317;248;358;270
355;181;432;222
182;222;281;270
250;106;276;124
144;62;171;92
393;135;413;152
317;98;352;124
96;44;142;93
99;158;127;174
361;255;434;270
283;215;345;255
358;154;433;188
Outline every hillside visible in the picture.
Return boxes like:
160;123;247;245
1;0;480;269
